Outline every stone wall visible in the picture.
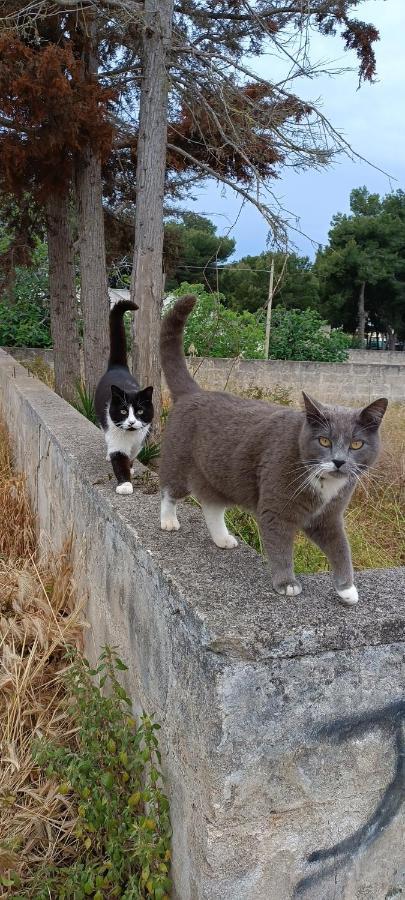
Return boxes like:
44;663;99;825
4;347;404;406
1;348;405;899
181;356;405;405
348;349;405;365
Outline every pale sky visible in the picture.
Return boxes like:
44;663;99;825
188;0;405;260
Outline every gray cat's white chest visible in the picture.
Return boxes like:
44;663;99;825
311;473;348;506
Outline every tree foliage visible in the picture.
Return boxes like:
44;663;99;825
164;213;235;290
316;188;405;343
219;251;319;313
0;0;386;402
168;283;349;362
0;34;114;199
169;282;265;358
268;307;350;362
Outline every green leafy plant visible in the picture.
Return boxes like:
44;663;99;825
21;648;171;900
268;307;350;362
0;242;51;347
73;381;97;424
138;441;161;467
168;282;265;359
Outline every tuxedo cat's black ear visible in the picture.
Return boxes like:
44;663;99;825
302;392;327;425
358;398;388;430
139;385;153;402
111;384;125;399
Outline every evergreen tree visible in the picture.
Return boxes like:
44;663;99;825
316;188;405;347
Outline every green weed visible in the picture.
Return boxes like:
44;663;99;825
73;381;97;424
138;441;161;467
14;647;171;900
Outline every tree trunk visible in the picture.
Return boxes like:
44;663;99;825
358;281;366;348
131;0;174;433
46;190;80;402
387;327;396;350
75;146;110;396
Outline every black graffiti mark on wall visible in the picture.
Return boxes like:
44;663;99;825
294;700;405;897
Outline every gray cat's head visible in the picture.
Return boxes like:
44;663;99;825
298;392;388;480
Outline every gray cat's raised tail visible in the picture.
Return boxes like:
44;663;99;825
160;295;200;401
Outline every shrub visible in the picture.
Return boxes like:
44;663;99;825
268;307;350;362
24;648;171;900
0;242;51;347
168;285;350;363
168;282;265;358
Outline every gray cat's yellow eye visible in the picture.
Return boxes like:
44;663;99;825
350;439;364;450
319;437;332;448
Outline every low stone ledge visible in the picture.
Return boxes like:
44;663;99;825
1;348;404;899
5;346;405;407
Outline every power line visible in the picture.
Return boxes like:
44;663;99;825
174;263;273;273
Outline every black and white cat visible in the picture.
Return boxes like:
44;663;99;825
94;300;154;494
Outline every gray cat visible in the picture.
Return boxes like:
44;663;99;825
159;295;388;606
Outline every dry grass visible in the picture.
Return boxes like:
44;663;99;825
24;356;55;390
0;424;85;895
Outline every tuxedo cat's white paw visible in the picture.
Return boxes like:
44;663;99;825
213;534;238;549
116;481;133;495
130;466;135;476
161;515;180;531
274;580;302;596
337;584;358;606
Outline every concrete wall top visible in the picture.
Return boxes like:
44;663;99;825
348;349;405;365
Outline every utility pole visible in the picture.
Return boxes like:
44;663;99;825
264;258;275;359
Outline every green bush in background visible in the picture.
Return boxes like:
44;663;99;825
169;284;349;362
268;307;350;362
169;282;265;358
0;242;51;347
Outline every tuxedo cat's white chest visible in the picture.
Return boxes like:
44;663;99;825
104;413;149;460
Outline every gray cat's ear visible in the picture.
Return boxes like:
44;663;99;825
358;398;388;430
302;392;326;425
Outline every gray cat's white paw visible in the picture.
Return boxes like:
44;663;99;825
161;516;180;531
214;534;238;549
337;585;358;606
116;481;133;495
274;580;302;596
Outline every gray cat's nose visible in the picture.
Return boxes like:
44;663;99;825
332;459;345;469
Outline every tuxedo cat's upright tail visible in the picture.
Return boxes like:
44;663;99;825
160;295;200;401
108;299;138;368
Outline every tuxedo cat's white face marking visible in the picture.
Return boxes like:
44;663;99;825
105;409;149;460
121;404;144;431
